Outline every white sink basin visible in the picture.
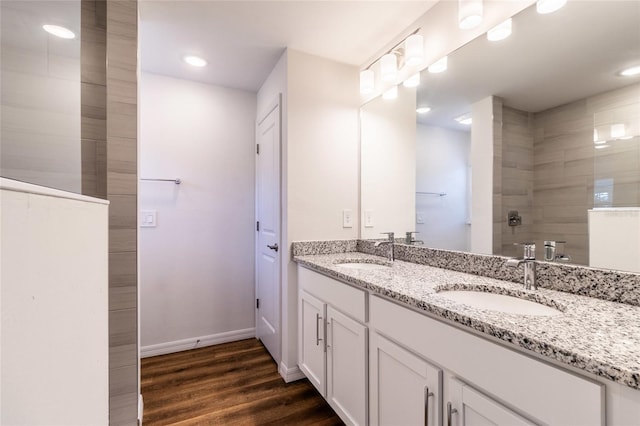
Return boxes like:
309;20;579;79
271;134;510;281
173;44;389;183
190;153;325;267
437;290;562;316
336;262;390;270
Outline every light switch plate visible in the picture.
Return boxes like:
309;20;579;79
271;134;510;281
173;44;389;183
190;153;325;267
343;209;353;228
364;209;374;228
416;211;425;224
140;210;157;228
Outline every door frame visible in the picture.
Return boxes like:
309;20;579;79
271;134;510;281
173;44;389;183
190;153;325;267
254;93;282;363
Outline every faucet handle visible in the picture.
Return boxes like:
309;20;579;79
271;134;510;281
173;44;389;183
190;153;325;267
514;242;535;259
381;232;395;241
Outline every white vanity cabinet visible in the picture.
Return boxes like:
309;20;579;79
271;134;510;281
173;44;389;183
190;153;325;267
370;332;442;426
298;266;368;426
370;295;605;426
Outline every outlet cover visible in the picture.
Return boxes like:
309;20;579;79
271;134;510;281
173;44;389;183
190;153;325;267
416;211;425;224
140;210;157;227
364;209;374;228
343;209;353;228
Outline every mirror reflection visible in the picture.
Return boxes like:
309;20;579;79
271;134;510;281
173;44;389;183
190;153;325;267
360;0;640;271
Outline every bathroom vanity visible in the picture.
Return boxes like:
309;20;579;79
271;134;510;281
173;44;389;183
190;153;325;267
293;241;640;426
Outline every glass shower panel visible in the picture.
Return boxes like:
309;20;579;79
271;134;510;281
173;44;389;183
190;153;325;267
593;98;640;208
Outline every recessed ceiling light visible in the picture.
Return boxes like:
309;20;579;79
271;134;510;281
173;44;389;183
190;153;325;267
183;55;207;67
42;24;75;39
536;0;567;14
403;73;420;88
455;113;472;125
620;66;640;77
487;18;512;42
428;56;448;74
416;106;431;114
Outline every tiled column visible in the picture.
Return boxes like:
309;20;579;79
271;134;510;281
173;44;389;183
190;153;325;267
106;1;138;424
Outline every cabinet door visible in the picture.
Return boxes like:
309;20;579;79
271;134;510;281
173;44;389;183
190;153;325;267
447;378;536;426
370;332;442;426
299;291;326;395
326;305;368;426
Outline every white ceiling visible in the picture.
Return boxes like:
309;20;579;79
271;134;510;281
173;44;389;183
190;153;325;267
139;0;437;92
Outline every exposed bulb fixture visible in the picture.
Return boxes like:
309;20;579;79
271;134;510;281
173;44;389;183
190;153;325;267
381;53;398;83
382;86;398;100
610;123;626;139
183;55;207;67
620;66;640;77
428;56;448;74
458;0;483;30
455;113;472;125
405;34;424;67
536;0;567;14
416;106;431;114
360;69;375;95
42;24;75;39
487;18;512;41
403;73;420;88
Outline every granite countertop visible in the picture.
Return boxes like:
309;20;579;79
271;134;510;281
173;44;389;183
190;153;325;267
294;252;640;390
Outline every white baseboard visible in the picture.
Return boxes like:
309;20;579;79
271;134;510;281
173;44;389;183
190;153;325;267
279;361;305;383
140;328;256;358
138;394;143;426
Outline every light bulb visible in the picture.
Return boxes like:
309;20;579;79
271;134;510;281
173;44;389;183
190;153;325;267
403;73;420;88
405;34;424;67
620;66;640;77
183;55;207;67
458;0;483;29
360;70;375;95
428;56;448;74
536;0;567;14
42;24;75;39
487;18;512;41
416;106;431;114
381;53;397;83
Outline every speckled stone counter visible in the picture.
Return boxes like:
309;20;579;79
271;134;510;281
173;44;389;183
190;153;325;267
293;250;640;390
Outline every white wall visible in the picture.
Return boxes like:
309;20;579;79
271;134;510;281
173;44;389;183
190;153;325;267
139;73;256;355
361;85;416;239
589;208;640;272
257;49;360;379
1;178;108;425
470;97;495;254
285;49;360;374
416;124;470;251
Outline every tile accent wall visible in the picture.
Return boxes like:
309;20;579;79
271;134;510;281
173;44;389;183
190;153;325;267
500;105;535;258
82;1;139;425
106;1;138;425
81;0;107;198
495;83;640;266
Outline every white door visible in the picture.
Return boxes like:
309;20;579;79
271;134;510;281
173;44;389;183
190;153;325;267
256;97;281;363
326;306;368;426
298;291;326;395
370;332;442;426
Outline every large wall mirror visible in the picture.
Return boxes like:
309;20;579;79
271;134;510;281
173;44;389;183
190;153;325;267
361;0;640;272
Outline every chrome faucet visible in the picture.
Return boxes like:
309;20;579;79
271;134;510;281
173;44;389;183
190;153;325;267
374;232;395;261
405;231;424;245
506;242;537;290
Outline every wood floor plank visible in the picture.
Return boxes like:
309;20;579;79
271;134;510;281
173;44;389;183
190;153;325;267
141;338;344;425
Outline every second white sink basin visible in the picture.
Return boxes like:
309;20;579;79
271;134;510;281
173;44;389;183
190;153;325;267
437;290;562;316
336;262;390;270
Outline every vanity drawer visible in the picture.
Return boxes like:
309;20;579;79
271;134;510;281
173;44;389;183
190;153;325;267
298;266;367;323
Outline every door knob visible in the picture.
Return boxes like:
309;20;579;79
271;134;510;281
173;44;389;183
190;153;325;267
267;243;279;252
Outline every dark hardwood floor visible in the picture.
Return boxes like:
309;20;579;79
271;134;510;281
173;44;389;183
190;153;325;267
141;338;344;425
